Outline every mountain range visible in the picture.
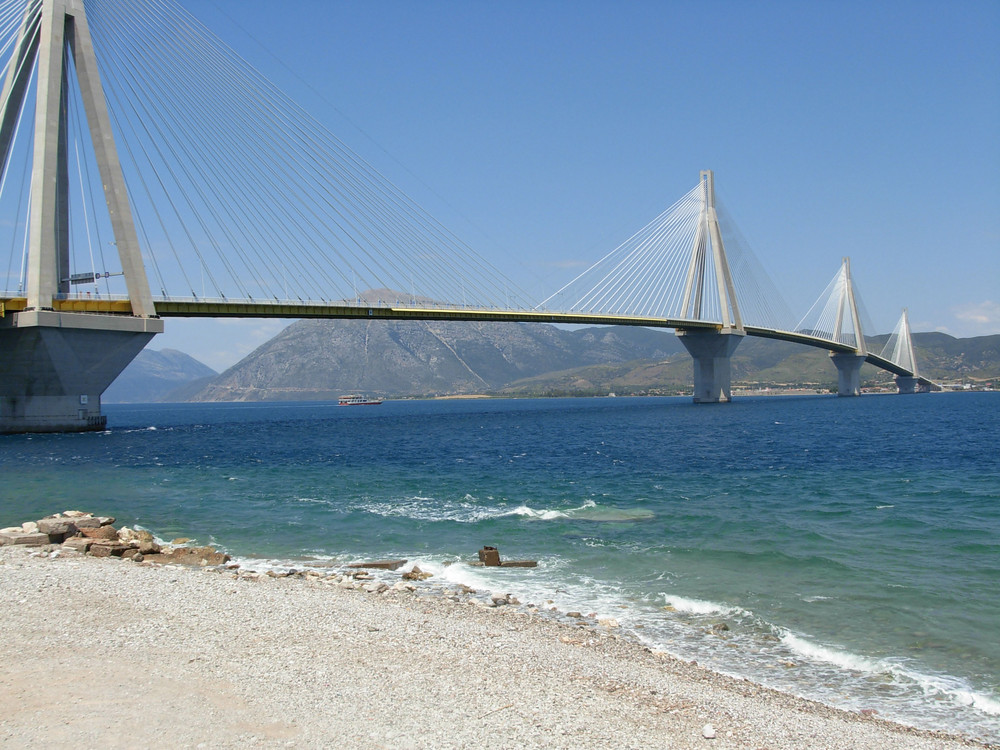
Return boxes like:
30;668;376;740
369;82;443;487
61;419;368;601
140;318;998;403
104;348;217;403
183;319;687;401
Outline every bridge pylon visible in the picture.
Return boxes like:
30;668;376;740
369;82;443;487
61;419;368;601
676;170;745;402
885;309;927;394
0;0;161;434
826;257;867;397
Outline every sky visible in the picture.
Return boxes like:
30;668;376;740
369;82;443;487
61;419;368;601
150;0;999;372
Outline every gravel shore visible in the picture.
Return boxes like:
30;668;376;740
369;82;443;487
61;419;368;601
0;545;989;749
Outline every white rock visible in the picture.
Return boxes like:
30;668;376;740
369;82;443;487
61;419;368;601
702;723;717;739
598;618;620;628
118;527;138;543
21;522;39;534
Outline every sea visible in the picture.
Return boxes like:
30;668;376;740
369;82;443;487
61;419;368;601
1;392;998;743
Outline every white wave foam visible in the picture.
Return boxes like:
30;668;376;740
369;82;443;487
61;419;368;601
662;594;735;616
357;497;501;523
782;632;880;672
434;561;497;591
358;497;648;524
508;505;569;520
512;499;654;523
781;632;1000;717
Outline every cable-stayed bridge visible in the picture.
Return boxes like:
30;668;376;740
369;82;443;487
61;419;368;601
0;0;934;433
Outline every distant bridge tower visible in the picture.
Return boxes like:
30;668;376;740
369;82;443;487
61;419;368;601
675;170;745;403
0;0;161;433
885;309;926;394
827;257;868;397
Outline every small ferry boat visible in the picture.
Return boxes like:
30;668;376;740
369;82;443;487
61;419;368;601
338;394;382;406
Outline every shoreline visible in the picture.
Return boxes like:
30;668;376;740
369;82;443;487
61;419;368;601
1;543;990;749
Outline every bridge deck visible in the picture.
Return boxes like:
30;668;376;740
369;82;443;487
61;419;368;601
0;295;931;386
0;295;722;330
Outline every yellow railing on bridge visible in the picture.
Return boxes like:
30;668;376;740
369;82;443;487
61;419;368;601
0;296;134;316
0;294;724;331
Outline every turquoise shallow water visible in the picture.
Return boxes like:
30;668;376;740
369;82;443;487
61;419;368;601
2;393;998;742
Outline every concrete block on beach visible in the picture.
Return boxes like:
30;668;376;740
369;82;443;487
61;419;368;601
143;547;231;567
61;537;92;553
36;517;78;536
52;511;114;529
3;511;229;567
80;526;120;540
0;531;50;546
472;546;537;568
478;546;501;566
88;542;130;558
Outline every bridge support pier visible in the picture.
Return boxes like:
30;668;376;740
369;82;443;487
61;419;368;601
830;352;866;397
677;330;745;403
894;375;930;394
0;311;162;433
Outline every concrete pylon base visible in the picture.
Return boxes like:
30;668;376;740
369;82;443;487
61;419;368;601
0;310;162;433
677;330;745;403
895;376;930;394
830;352;866;397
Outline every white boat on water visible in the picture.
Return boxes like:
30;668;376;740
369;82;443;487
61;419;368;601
338;394;383;406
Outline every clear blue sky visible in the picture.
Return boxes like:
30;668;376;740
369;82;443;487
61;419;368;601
156;0;999;371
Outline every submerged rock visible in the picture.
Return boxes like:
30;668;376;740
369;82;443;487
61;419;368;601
402;566;432;581
347;559;407;571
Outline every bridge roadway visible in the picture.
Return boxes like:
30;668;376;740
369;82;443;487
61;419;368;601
0;295;932;387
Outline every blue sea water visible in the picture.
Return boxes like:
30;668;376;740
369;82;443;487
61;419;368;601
1;392;998;742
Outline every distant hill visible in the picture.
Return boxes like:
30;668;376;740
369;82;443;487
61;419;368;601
872;332;1000;381
183;319;684;401
177;320;999;402
502;332;1000;396
104;348;217;403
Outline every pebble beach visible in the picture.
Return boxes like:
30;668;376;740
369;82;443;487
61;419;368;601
0;540;989;749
